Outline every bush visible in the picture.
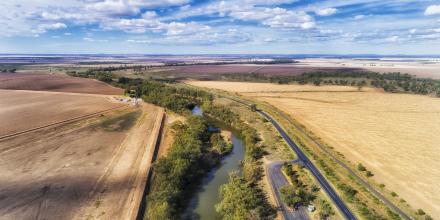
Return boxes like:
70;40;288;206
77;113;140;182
417;209;426;215
357;163;367;171
319;199;335;219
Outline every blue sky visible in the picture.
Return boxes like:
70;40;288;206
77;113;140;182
1;0;440;54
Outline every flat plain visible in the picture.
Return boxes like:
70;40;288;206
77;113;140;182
0;76;163;220
0;89;123;136
186;80;440;217
0;73;123;95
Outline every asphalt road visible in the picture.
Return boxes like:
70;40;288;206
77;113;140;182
270;107;411;220
266;161;309;220
258;110;357;220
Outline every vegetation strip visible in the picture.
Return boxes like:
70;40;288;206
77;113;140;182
261;104;411;220
258;110;357;220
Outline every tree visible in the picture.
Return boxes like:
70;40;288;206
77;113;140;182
366;171;374;177
313;78;322;86
319;200;335;219
416;209;426;215
357;163;366;171
250;104;257;112
216;172;276;220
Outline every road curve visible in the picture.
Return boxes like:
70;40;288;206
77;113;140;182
258;110;357;220
266;161;309;220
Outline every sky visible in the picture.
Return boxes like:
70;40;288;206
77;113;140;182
0;0;440;54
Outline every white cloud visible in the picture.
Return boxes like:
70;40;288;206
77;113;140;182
86;0;140;16
243;0;298;5
83;37;108;42
126;39;152;43
316;8;337;16
129;0;190;8
386;35;399;42
166;22;210;35
29;22;67;34
193;1;315;30
425;5;440;16
41;22;67;30
354;15;365;20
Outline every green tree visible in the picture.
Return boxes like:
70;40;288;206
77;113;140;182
357;163;366;171
250;104;257;112
417;209;426;215
216;172;276;220
319;200;335;219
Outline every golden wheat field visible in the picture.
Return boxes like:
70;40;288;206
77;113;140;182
186;80;440;217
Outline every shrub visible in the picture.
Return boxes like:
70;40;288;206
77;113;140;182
357;163;367;171
417;209;426;215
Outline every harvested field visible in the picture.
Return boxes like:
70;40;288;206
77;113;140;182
0;73;123;95
0;96;164;220
185;80;377;93
187;80;440;217
0;89;124;136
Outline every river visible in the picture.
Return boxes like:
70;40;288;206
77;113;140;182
185;106;245;219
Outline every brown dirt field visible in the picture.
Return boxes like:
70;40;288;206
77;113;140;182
0;101;163;220
0;73;123;95
187;81;440;217
0;89;124;136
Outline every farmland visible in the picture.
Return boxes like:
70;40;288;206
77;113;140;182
0;73;123;95
0;80;164;219
186;80;440;217
0;89;124;136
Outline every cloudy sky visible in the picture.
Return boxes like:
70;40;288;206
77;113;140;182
0;0;440;54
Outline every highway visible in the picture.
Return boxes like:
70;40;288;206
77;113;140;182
266;161;309;220
258;110;357;220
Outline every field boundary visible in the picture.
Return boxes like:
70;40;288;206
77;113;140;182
128;108;165;220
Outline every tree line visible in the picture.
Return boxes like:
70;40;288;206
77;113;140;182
147;116;233;219
222;71;440;97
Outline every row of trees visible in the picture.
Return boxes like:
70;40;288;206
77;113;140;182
1;68;16;73
222;71;440;97
203;104;276;219
164;59;297;66
280;163;335;219
147;116;232;219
